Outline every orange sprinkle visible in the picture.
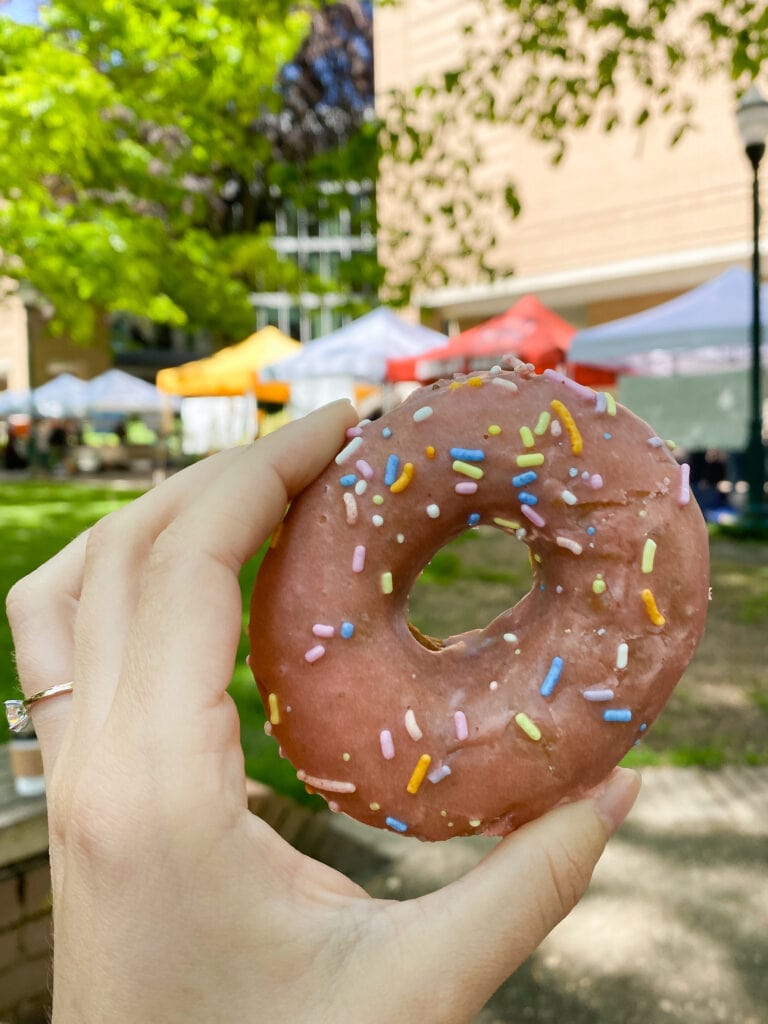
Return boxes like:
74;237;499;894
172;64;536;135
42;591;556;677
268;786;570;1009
550;399;583;455
641;588;666;626
269;520;284;549
425;445;436;458
390;462;414;493
406;754;432;794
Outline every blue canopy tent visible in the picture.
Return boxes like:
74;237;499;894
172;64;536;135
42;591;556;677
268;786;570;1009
84;369;179;413
32;373;89;418
569;266;768;376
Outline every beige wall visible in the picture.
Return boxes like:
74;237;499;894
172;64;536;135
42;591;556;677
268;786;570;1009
375;0;763;327
0;290;29;391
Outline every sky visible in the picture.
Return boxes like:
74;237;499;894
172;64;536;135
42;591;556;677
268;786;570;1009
1;0;40;23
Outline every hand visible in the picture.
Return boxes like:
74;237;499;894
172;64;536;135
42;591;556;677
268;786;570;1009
7;400;640;1024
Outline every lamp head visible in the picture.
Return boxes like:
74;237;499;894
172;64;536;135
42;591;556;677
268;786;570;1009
736;85;768;168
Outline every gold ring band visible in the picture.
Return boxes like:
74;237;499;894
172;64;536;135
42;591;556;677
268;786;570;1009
5;682;74;734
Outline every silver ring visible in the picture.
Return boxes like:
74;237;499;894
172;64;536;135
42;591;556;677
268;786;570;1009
5;682;74;734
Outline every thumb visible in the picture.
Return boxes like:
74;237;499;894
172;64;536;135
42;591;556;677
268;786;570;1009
390;767;641;1023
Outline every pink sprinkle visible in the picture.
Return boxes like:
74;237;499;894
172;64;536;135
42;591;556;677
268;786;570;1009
590;474;603;489
595;392;607;413
455;481;479;495
454;710;469;741
379;729;395;760
312;624;335;638
356;459;374;480
428;764;452;784
343;492;357;524
345;426;363;438
543;369;597;402
521;504;546;528
678;463;691;506
304;644;326;663
352;545;366;573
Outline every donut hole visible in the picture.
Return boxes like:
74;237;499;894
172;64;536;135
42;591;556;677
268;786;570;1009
407;527;533;643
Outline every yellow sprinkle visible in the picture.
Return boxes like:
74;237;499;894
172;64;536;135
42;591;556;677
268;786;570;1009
488;424;501;435
534;411;551;435
605;392;617;416
372;494;384;505
493;516;521;530
390;462;414;493
467;377;484;387
425;445;436;458
448;381;464;390
469;819;482;827
268;693;280;725
641;538;657;574
641;588;666;626
453;459;484;480
516;453;545;467
533;553;542;563
406;754;432;794
515;712;541;741
592;578;607;595
369;802;380;811
519;425;535;448
342;752;351;762
269;520;284;549
665;439;677;451
381;571;393;595
550;399;583;455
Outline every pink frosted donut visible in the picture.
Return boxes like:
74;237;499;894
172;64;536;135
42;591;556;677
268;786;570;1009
249;364;709;841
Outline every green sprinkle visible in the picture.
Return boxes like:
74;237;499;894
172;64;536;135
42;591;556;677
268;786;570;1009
592;578;607;595
516;453;545;467
372;494;384;505
452;460;484;480
641;538;657;574
519;426;535;448
381;572;393;595
515;712;541;741
533;411;551;435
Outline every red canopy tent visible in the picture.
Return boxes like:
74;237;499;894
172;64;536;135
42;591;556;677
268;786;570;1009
386;294;614;386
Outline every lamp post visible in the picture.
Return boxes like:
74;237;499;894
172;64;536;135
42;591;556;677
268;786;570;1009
736;86;768;528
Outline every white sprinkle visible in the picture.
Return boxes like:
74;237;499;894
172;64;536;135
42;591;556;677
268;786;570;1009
561;490;577;505
413;406;434;422
354;479;368;495
296;770;356;794
454;710;469;741
616;642;629;670
404;709;423;741
426;503;441;518
489;364;502;374
304;645;326;663
343;492;358;524
491;377;518;392
648;436;664;448
503;632;518;643
396;533;405;544
556;536;583;555
264;721;272;735
515;528;527;541
428;764;452;784
583;688;615;702
556;585;564;594
679;463;691;507
595;392;607;413
352;545;366;573
379;729;395;760
550;419;562;437
335;435;363;464
489;680;499;691
372;514;384;527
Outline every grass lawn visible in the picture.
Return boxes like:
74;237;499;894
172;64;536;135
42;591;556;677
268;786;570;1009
2;480;767;810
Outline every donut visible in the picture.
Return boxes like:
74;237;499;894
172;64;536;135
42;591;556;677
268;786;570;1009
248;363;709;841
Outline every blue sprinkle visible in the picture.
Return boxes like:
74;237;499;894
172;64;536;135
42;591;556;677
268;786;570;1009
385;816;408;833
539;656;564;698
382;427;392;438
340;621;354;639
603;432;612;440
539;583;546;591
603;709;633;723
639;722;647;732
518;492;538;505
468;513;481;526
339;474;356;487
384;453;400;486
449;447;485;462
587;526;596;535
569;467;579;477
512;470;538;487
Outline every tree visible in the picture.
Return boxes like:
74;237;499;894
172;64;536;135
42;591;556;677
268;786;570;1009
0;0;377;345
379;0;768;298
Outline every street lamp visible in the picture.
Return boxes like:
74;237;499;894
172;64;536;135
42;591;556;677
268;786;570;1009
736;85;768;528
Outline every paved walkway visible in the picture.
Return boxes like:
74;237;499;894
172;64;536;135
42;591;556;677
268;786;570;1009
308;766;768;1024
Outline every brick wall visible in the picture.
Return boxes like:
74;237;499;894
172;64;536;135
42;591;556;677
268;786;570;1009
0;855;51;1024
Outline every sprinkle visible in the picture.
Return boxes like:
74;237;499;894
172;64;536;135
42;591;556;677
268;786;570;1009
312;624;335;638
386;816;408;833
519;426;535;448
369;802;380;811
590;474;603;489
379;729;395;759
426;445;436;458
455;481;479;495
339;474;356;486
666;439;677;451
450;447;485;462
453;459;484;479
556;536;583;555
648;436;664;448
449;381;464;391
503;632;518;643
550;399;583;454
397;532;406;543
381;571;393;594
490;365;502;374
343;492;358;524
426;503;441;518
428;764;452;784
469;819;482;828
340;622;355;639
342;752;351;762
678;463;691;507
518;491;538;505
587;526;596;535
372;494;384;505
561;489;577;505
490;680;498;691
296;771;356;794
592;577;607;594
405;708;423;741
406;754;432;794
603;709;633;723
641;588;666;626
268;693;280;724
269;521;284;549
540;656;564;697
304;644;326;663
384;453;400;486
583;688;615;701
516;453;545;467
493;516;521;530
413;406;433;422
605;393;617;415
492;377;518;392
544;369;598;403
382;427;392;438
454;710;469;741
468;513;481;526
372;514;384;527
570;468;579;477
616;642;629;670
390;462;414;493
641;538;657;573
521;505;546;528
352;545;366;573
603;432;612;440
550;419;562;437
488;424;501;435
354;479;368;495
346;425;363;438
512;470;538;487
515;712;541;741
467;376;483;387
335;436;363;464
595;392;607;413
264;721;272;736
356;459;374;480
534;411;551;435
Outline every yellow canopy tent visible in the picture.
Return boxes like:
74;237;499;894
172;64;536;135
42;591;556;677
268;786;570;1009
156;326;299;404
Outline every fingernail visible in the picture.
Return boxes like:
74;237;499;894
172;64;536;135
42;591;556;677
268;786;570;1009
591;767;641;836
